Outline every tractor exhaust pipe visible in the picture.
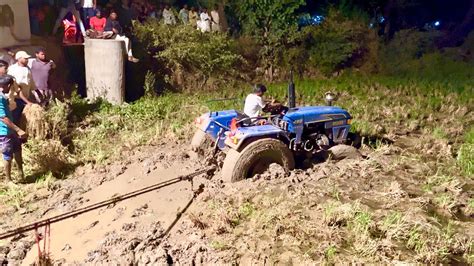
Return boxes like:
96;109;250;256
288;70;296;108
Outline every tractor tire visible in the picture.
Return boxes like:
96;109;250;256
190;129;213;157
221;138;295;183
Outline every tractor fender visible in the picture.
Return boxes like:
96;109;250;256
229;126;290;152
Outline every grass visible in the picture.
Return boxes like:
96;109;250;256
210;240;228;250
0;183;26;209
457;126;474;176
325;245;337;261
65;74;472;178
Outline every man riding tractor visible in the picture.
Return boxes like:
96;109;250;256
192;82;358;182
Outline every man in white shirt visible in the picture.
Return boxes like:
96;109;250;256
163;5;177;25
7;51;35;124
244;84;268;118
198;8;211;32
82;0;97;29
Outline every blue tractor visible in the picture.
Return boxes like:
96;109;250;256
191;84;355;182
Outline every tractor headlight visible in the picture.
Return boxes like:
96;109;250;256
325;92;336;106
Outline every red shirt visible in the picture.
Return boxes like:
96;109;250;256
89;17;106;32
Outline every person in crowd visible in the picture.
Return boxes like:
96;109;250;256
162;5;176;25
148;4;157;18
82;0;97;29
0;49;15;66
7;51;35;125
178;5;189;24
118;0;133;32
52;0;86;37
210;5;221;32
30;5;42;35
155;4;164;20
104;11;139;63
0;60;27;183
28;48;56;106
130;1;141;20
188;6;198;28
89;9;106;32
198;8;211;32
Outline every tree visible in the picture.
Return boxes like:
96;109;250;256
231;0;306;81
438;1;474;47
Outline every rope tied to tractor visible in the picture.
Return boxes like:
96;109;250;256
0;166;216;243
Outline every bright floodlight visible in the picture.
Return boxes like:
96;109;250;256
434;21;440;26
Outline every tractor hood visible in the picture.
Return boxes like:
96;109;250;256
283;106;351;125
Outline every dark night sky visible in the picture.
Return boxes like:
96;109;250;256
301;0;473;27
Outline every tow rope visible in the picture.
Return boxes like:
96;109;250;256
0;166;216;241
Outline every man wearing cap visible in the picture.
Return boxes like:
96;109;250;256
0;60;27;182
7;51;35;125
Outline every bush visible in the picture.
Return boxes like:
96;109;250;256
21;100;73;178
134;20;244;91
376;29;441;75
301;9;372;76
23;139;74;177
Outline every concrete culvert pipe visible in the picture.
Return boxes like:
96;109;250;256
84;39;125;105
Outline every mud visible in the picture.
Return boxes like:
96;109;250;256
0;133;472;264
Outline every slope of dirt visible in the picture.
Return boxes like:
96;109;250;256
0;134;473;264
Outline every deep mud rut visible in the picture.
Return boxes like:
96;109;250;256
0;135;472;264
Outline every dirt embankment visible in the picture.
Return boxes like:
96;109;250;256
0;133;473;264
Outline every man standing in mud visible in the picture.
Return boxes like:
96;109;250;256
0;60;27;182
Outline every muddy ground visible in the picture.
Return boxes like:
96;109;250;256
0;132;472;264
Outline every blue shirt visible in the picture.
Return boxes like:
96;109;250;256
0;93;12;136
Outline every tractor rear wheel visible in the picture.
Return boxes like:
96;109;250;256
221;138;295;183
190;129;213;157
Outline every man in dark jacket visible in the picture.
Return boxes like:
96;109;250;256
104;11;138;63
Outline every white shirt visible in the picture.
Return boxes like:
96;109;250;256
244;94;265;118
82;0;94;8
198;12;211;32
163;8;176;25
7;63;35;99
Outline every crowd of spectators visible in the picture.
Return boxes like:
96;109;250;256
29;0;224;37
0;48;56;182
29;1;224;62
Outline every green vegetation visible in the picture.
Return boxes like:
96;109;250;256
39;75;468;181
133;22;243;90
0;183;26;209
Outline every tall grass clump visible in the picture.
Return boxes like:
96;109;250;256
457;126;474;176
22;100;74;178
